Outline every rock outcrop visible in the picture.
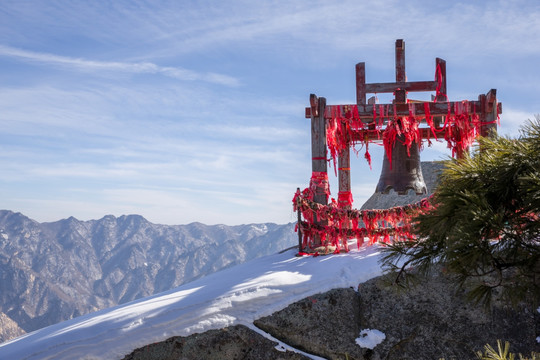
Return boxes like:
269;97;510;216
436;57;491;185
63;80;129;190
124;269;539;360
0;312;25;343
355;269;539;359
255;288;364;359
121;324;309;360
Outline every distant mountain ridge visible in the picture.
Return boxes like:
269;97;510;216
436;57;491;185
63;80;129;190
0;210;296;343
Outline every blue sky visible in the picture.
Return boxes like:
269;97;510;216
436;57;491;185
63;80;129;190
0;0;538;225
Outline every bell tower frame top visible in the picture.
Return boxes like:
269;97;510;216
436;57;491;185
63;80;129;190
304;38;502;206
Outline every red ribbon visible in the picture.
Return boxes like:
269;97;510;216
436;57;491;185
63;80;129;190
294;188;434;252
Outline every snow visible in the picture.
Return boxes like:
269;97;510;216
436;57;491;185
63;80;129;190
0;241;385;360
246;323;327;360
355;329;386;349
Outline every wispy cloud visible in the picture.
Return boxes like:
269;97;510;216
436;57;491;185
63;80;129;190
0;45;240;86
497;107;538;137
135;0;540;64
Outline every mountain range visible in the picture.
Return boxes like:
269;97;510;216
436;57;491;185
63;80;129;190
0;210;296;343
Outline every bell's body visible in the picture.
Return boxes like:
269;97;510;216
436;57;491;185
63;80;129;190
376;135;427;195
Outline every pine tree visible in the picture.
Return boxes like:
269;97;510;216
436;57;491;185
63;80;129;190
381;115;540;307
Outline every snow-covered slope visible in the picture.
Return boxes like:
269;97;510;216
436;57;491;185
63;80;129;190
0;242;385;360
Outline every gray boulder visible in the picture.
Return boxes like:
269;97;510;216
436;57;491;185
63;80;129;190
357;269;539;359
121;324;309;360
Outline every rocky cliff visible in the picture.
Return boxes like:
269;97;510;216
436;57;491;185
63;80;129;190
0;312;25;342
124;269;539;360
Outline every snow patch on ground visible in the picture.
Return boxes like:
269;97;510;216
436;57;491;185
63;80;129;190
355;328;386;349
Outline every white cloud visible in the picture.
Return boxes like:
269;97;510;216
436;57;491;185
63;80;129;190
0;45;240;86
497;107;537;137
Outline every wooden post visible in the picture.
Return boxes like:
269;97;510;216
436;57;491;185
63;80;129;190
311;94;328;205
478;93;487;136
476;89;499;154
338;147;351;206
338;145;351;248
483;89;498;137
356;62;366;105
310;95;327;247
435;58;447;102
395;39;406;82
296;187;303;252
394;39;407;103
455;133;466;159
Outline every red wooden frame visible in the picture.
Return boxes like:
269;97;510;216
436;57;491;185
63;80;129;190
299;39;502;249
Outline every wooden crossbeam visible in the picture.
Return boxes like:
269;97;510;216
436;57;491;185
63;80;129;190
305;97;502;120
350;127;445;142
365;80;438;94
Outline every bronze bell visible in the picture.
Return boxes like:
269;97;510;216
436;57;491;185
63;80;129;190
376;135;427;195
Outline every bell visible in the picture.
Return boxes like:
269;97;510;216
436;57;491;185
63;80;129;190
376;135;427;195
